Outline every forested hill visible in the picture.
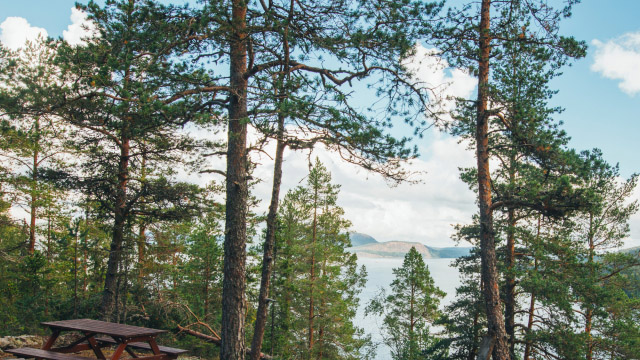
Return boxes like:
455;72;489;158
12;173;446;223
620;246;640;256
349;232;378;246
347;233;471;259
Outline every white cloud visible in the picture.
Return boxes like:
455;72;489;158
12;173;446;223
0;17;47;50
63;7;97;46
249;131;477;247
591;32;640;96
625;186;640;249
403;44;477;116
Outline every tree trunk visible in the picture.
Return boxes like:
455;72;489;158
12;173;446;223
317;239;328;360
250;114;286;360
585;212;594;360
74;224;79;318
523;292;536;360
83;208;89;294
468;278;483;360
204;258;210;318
101;138;130;321
308;185;319;357
137;154;147;280
476;1;510;358
309;184;318;359
523;215;541;360
137;224;145;278
28;123;39;254
505;206;516;356
221;0;249;358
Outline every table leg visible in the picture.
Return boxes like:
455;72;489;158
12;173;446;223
124;346;139;358
148;339;162;355
110;343;127;360
42;329;60;350
85;333;106;360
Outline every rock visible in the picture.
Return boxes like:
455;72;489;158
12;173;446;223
0;335;43;350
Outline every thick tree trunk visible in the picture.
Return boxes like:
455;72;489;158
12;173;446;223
250;115;286;360
221;0;249;358
101;139;130;321
476;1;510;359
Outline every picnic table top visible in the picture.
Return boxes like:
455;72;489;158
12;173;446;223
41;319;168;339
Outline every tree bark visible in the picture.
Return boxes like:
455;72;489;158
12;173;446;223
476;1;510;359
523;215;541;360
523;292;536;360
585;212;594;360
28;118;39;254
250;114;286;360
221;0;249;358
101;138;130;321
308;184;318;356
505;206;516;356
137;154;147;280
137;224;146;279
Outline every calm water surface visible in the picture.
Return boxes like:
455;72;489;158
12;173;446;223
354;257;462;360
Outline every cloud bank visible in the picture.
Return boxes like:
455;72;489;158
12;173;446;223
0;17;47;50
0;7;94;50
591;32;640;96
247;132;477;248
403;44;477;116
63;7;97;46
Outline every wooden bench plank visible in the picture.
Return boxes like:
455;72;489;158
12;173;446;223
5;348;90;360
94;337;188;355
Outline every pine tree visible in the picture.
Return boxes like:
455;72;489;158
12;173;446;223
430;1;586;356
0;38;70;254
366;247;445;360
186;1;443;356
269;159;370;359
570;150;640;360
40;0;216;320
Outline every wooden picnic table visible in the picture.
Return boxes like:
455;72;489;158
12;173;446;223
5;319;187;360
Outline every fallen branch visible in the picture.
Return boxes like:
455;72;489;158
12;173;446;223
176;325;273;360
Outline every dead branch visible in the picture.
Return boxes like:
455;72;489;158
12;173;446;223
176;325;273;360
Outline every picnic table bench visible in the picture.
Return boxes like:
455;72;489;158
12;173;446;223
5;319;187;360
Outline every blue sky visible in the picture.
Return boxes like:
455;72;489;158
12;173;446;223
2;1;637;175
1;1;639;247
552;0;640;178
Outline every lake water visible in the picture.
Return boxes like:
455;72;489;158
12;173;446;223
355;257;462;360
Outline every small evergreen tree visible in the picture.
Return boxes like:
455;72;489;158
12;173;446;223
269;159;370;359
367;247;445;360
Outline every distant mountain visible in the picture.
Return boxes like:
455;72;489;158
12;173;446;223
349;232;378;247
620;246;640;256
429;246;472;258
349;241;435;258
346;233;471;259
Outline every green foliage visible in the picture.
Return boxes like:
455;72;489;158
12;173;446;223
366;247;445;360
268;159;372;359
